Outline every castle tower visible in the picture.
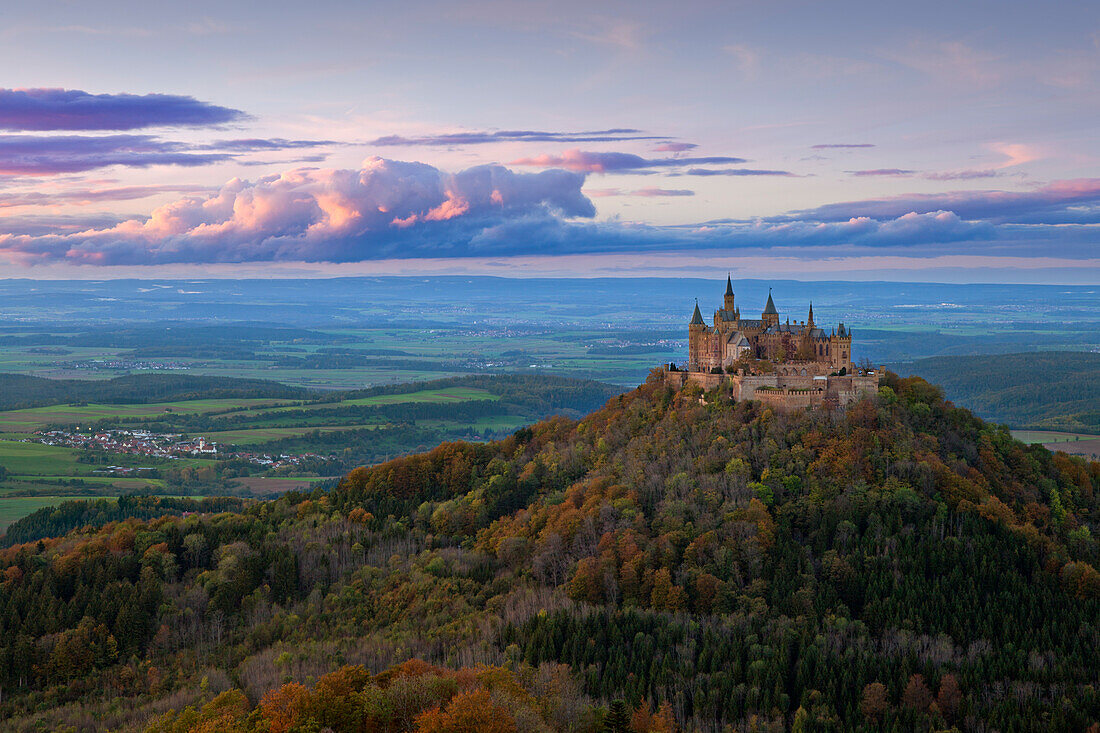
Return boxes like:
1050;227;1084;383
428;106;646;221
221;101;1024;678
807;302;814;328
762;289;779;327
724;274;735;312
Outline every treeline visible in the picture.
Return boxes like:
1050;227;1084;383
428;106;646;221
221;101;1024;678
0;373;309;411
2;495;248;546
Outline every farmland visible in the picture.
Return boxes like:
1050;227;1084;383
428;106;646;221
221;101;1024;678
0;373;620;534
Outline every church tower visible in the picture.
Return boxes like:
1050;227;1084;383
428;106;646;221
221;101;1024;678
723;274;735;312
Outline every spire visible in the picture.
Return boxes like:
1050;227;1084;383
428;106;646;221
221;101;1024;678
807;301;814;326
725;273;734;296
690;299;705;326
763;289;778;315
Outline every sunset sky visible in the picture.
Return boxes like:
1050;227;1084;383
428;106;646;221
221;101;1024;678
1;0;1098;282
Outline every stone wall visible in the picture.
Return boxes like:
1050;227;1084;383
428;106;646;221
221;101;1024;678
664;367;881;412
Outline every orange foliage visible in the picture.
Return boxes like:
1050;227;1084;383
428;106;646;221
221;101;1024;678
414;688;517;733
258;681;310;733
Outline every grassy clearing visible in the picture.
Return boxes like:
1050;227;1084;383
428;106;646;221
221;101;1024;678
1011;430;1099;444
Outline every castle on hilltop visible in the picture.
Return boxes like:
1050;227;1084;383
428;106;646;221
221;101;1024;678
666;276;880;411
689;275;852;374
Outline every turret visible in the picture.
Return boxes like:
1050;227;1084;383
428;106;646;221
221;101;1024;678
762;289;779;327
807;302;814;328
724;274;736;312
689;301;705;329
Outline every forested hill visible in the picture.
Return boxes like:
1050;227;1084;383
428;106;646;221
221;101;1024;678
0;372;1098;732
899;351;1100;432
0;373;310;410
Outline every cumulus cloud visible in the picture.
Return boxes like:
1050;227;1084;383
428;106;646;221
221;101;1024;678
370;129;664;146
0;158;595;265
510;149;747;173
0;88;246;131
0;134;233;175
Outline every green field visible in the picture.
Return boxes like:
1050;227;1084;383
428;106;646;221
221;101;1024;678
0;496;117;532
1011;430;1099;444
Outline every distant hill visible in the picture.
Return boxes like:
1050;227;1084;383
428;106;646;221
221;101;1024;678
0;373;310;410
896;351;1100;432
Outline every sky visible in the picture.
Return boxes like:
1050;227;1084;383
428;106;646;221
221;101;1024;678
0;0;1097;283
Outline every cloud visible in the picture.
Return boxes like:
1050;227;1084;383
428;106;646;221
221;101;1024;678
0;88;246;131
0;134;234;175
0;158;595;265
681;167;794;176
922;169;1002;181
652;142;697;152
811;143;875;149
848;169;916;177
0;184;211;208
3;158;1094;267
510;149;747;173
787;178;1100;225
369;129;665;146
584;187;694;197
201;138;338;152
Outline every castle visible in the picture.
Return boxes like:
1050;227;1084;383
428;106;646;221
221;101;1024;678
666;276;880;411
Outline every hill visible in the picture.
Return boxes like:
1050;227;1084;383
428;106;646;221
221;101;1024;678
0;373;310;411
900;351;1100;432
0;372;1096;731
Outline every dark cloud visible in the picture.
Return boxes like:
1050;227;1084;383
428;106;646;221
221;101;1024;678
510;149;747;173
0;134;233;175
370;129;665;146
811;143;876;149
681;167;794;176
0;88;246;131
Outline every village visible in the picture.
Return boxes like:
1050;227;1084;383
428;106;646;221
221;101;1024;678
32;428;330;471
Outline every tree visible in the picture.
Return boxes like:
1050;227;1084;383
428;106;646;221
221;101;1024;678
861;682;890;723
414;689;517;733
605;700;631;732
902;674;933;713
937;673;962;722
